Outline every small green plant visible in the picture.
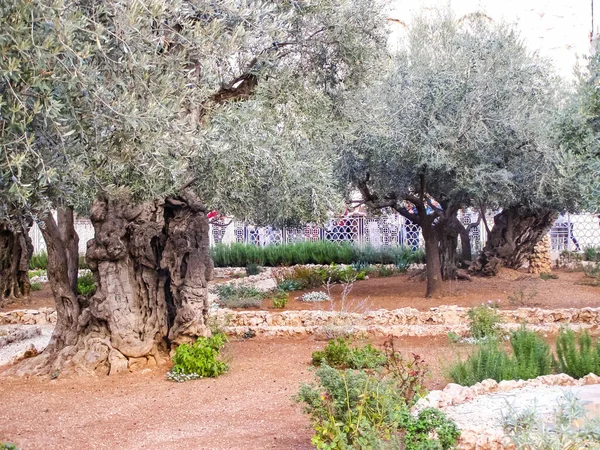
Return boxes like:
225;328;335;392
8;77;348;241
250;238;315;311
276;278;304;292
311;338;387;370
214;284;264;308
29;251;48;270
510;326;553;381
77;272;96;296
28;269;45;279
539;272;558;280
168;333;228;382
404;407;461;450
554;328;600;379
447;331;461;344
272;291;289;309
30;282;42;291
245;263;261;276
377;265;396;277
467;300;502;339
584;246;600;262
0;443;19;450
503;392;600;448
583;262;600;286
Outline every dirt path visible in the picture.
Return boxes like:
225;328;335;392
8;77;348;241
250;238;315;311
0;337;452;450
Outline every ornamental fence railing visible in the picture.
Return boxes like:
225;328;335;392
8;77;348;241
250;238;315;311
29;211;600;258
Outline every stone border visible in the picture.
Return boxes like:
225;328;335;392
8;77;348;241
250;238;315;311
0;308;56;326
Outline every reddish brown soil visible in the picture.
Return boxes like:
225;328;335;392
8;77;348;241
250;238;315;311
0;336;454;450
260;268;600;312
0;283;55;312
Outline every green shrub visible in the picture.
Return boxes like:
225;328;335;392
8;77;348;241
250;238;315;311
583;262;600;285
377;266;396;277
448;343;514;386
276;279;304;292
272;291;289;309
77;272;96;296
30;282;42;291
0;443;19;450
214;284;264;308
245;263;261;276
467;301;502;339
510;326;553;380
29;251;48;270
311;338;387;370
296;363;458;450
449;327;553;385
554;328;600;378
168;333;228;381
584;246;600;262
210;242;423;268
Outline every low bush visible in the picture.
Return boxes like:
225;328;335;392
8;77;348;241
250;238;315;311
467;301;502;340
29;252;48;270
214;284;264;308
210;242;424;268
30;282;42;291
77;272;96;296
272;291;289;309
311;338;387;370
276;278;304;292
297;360;458;449
583;262;600;286
584;246;600;262
168;333;228;382
554;328;600;379
245;263;261;276
0;444;18;450
510;326;553;381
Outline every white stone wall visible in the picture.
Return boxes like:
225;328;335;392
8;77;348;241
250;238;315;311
386;0;592;78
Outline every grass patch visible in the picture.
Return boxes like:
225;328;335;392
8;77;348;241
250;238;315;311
213;284;265;308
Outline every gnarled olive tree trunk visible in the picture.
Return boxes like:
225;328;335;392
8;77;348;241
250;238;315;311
470;206;558;276
13;191;213;377
0;221;33;305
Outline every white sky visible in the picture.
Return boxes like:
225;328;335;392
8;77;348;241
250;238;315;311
386;0;592;79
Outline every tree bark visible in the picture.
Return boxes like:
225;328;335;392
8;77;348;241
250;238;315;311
13;192;213;377
57;207;79;294
421;222;443;298
470;206;558;276
0;221;33;305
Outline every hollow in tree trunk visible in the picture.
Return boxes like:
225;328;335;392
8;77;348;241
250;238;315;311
470;206;558;276
12;191;213;377
0;221;33;305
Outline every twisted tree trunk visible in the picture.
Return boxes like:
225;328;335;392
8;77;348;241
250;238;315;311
470;206;558;276
0;221;33;305
13;191;213;377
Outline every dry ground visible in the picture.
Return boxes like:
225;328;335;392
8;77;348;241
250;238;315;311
0;337;453;450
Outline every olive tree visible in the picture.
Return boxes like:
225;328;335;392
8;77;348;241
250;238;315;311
1;0;387;375
337;12;565;296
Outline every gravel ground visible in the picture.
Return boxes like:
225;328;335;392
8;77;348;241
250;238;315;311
0;325;53;366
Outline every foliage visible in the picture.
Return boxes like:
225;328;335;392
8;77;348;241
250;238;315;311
311;338;387;370
300;291;331;303
449;327;552;385
211;242;423;268
272;291;289;309
29;252;48;270
503;391;600;449
584;247;600;262
554;328;600;379
30;282;42;292
168;333;228;382
245;263;261;276
447;332;461;344
583;262;600;286
336;9;570;296
404;408;461;450
467;301;503;340
509;326;553;381
213;284;264;308
0;444;18;450
76;272;96;297
297;351;457;450
276;279;305;292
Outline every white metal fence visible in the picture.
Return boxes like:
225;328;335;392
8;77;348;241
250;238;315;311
29;212;600;256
